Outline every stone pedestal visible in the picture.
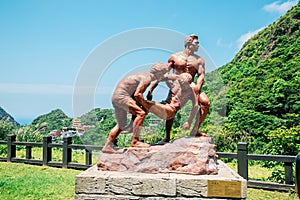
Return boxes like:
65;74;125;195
75;160;247;199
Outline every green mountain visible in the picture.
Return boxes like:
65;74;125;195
0;106;18;140
30;109;72;135
78;108;116;146
204;3;300;154
80;108;115;126
0;106;19;126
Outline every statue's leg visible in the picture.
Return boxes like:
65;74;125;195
190;91;210;136
148;101;175;120
198;92;210;128
128;100;150;148
120;115;136;134
147;101;176;144
102;106;126;153
164;118;174;142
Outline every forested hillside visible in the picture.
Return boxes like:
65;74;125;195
203;3;300;155
79;108;116;146
0;107;19;126
30;109;72;135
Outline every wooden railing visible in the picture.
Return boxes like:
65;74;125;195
0;135;299;193
218;142;296;191
0;135;102;170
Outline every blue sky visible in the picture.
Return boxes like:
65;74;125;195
0;0;298;124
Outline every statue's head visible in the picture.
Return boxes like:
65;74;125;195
184;34;199;48
149;62;168;75
178;73;193;87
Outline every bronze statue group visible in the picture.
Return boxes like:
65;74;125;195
102;34;210;153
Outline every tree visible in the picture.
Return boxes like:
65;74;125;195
0;121;14;140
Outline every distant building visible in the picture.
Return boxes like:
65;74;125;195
72;118;82;129
61;127;77;138
49;130;61;137
71;118;94;134
49;118;94;140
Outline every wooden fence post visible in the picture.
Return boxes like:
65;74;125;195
85;147;92;166
7;135;16;162
296;153;300;198
26;146;32;160
237;142;248;180
284;162;293;184
43;136;52;165
63;136;72;168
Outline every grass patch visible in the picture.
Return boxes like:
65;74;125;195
0;162;82;200
225;160;273;181
247;188;297;200
0;162;298;199
224;160;298;199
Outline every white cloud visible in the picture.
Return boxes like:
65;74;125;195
237;27;264;49
0;83;74;95
263;0;298;14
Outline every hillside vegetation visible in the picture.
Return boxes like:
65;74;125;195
203;3;300;155
0;107;19;126
30;109;72;135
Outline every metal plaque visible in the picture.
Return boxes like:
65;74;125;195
207;180;242;198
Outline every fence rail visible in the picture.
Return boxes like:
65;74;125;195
0;135;299;193
218;142;297;192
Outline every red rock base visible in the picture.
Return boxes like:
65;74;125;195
97;136;218;175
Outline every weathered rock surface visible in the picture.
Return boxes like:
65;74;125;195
97;136;218;175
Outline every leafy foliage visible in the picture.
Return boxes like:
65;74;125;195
203;3;300;155
264;126;300;155
0;120;14;140
30;109;72;135
15;126;43;142
79;108;116;146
